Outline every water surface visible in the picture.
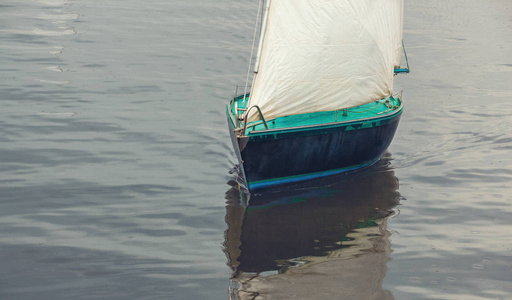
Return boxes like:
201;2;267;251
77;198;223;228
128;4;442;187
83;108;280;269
1;0;511;299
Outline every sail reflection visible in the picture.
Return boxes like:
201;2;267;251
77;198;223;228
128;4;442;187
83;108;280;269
224;154;400;299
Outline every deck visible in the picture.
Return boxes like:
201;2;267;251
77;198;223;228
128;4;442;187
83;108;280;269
228;94;403;136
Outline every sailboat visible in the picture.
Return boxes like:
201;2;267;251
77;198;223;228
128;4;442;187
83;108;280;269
227;0;410;191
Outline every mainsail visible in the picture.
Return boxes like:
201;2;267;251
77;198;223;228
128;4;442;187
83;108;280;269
247;0;404;123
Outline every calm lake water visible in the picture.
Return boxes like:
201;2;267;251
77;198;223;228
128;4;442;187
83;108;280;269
1;0;511;299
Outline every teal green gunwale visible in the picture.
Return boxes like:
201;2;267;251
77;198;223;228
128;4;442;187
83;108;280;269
227;94;403;141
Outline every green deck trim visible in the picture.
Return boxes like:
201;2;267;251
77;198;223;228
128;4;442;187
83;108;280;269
394;68;410;74
248;109;402;140
227;94;402;137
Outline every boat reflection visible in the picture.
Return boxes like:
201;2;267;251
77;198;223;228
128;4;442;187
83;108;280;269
224;154;400;299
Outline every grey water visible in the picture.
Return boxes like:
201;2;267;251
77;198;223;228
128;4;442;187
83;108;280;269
0;0;511;299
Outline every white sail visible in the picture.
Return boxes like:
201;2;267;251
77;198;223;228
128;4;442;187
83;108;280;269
247;0;404;123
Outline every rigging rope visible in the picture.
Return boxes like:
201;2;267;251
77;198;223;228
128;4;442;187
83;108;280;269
402;40;410;70
243;0;264;106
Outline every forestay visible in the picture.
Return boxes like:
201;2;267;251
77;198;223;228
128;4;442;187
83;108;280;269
247;0;404;123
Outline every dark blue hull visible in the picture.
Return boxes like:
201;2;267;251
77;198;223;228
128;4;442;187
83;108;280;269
228;109;402;190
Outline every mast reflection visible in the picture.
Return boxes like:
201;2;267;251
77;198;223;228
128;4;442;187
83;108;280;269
224;154;400;299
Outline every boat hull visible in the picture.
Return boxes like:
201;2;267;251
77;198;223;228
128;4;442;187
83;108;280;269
228;109;402;190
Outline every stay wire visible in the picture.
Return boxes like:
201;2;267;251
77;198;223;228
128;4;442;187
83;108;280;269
243;0;264;106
